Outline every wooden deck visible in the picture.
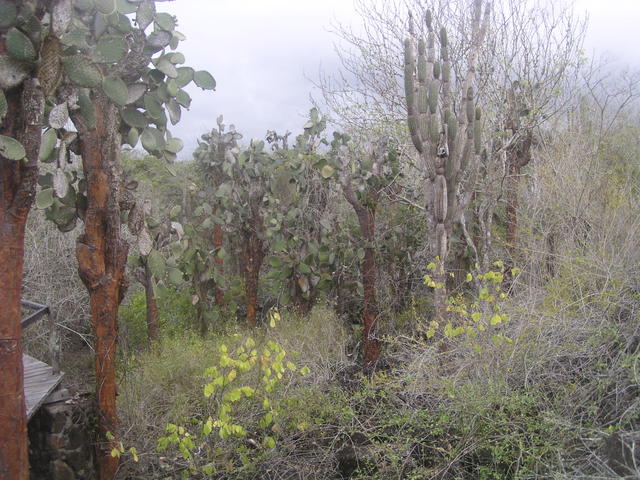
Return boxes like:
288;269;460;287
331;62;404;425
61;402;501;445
24;354;64;420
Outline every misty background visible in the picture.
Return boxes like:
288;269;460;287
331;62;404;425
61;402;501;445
159;0;640;156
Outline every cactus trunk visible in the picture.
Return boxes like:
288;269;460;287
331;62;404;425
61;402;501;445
242;229;264;328
404;2;490;326
358;206;381;365
0;218;29;480
72;91;128;480
213;224;225;307
0;77;43;480
341;176;381;365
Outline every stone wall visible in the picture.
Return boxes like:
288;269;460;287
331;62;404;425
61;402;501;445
28;388;96;480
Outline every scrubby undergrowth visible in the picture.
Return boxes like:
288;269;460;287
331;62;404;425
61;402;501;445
115;285;639;479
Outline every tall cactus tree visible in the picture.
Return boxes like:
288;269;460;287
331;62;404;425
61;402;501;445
14;1;216;477
194;116;241;310
194;131;271;328
265;109;336;314
403;0;490;321
328;134;401;365
503;82;534;260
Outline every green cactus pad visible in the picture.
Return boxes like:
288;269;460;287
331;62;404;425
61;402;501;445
93;35;127;63
136;0;155;30
175;89;191;108
0;134;26;160
194;70;216;90
102;75;128;105
127;127;139;147
140;126;165;152
0;1;17;29
6;28;37;62
175;66;194;88
121;107;149;128
64;55;102;87
36;188;55;209
143;93;163;120
154;12;176;31
164;137;183;153
95;0;116;15
116;0;137;14
78;89;97;129
166;98;181;125
155;57;178;78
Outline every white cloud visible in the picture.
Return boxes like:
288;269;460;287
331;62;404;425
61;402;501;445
159;0;357;154
157;0;640;157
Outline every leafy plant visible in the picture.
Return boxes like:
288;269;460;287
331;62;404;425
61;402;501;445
422;261;517;346
155;309;311;476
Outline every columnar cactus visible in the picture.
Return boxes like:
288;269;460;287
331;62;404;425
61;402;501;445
404;0;490;321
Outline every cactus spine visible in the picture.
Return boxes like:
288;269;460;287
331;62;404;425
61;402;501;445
404;0;490;322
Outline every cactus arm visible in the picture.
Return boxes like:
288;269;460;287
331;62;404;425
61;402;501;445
404;37;423;155
440;26;454;159
445;1;489;225
452;0;490;180
425;15;439;163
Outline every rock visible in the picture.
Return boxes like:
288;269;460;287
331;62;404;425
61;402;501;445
350;431;371;446
67;425;87;450
336;444;359;478
29;397;96;479
46;404;71;432
47;433;67;450
604;432;640;476
65;447;94;474
51;459;77;480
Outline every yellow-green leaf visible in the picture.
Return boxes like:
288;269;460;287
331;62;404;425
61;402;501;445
264;436;276;449
320;164;335;179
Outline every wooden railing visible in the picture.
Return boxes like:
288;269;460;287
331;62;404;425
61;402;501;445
21;300;60;375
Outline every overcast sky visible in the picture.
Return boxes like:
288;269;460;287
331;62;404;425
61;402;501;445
159;0;640;157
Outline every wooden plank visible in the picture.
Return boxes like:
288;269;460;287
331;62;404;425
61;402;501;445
23;354;64;420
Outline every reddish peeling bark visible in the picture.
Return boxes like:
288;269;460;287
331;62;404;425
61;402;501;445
71;92;128;480
212;224;225;307
195;282;209;336
342;179;381;365
0;80;43;480
504;84;533;261
133;257;159;343
505;133;532;259
357;207;380;365
505;161;520;253
242;229;264;328
292;286;315;315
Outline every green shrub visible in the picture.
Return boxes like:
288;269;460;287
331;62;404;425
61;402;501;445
119;286;200;352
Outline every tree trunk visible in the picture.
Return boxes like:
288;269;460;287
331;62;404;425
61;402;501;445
143;261;159;343
505;128;533;261
212;224;225;307
292;288;315;315
195;283;208;336
335;267;348;318
72;92;128;480
0;218;29;480
356;206;380;365
243;230;264;327
0;79;43;480
342;178;381;365
430;173;449;323
505;161;521;258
